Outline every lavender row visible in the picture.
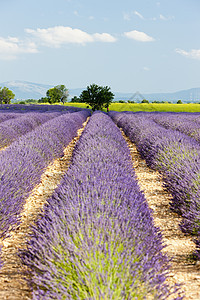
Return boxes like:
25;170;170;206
20;112;179;299
0;112;24;123
0;112;63;148
0;103;88;113
150;112;200;144
110;111;200;256
0;110;90;237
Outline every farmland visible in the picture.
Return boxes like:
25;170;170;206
64;102;200;112
0;104;200;299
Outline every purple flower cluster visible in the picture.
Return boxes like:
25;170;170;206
0;112;62;148
0;112;24;123
110;111;200;258
151;112;200;143
0;110;90;237
0;103;88;113
20;112;179;299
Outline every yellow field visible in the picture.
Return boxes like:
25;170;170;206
64;102;200;112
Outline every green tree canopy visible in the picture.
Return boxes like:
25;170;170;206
38;97;49;103
70;96;81;103
46;85;69;104
0;87;15;104
141;99;149;103
79;84;114;111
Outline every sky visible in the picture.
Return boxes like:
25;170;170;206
0;0;200;93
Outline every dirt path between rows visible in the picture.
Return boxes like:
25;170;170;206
122;130;200;299
0;118;89;300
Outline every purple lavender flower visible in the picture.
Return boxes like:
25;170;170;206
0;110;90;237
0;112;62;148
110;111;200;259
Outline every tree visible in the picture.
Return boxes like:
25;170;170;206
141;99;149;103
24;99;38;104
46;85;69;104
70;96;81;103
177;100;182;104
0;87;15;104
79;84;114;111
38;97;49;103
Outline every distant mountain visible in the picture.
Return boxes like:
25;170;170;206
144;88;200;103
0;81;53;100
114;88;200;103
1;80;200;103
0;81;85;101
112;88;200;103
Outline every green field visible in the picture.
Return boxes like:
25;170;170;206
64;102;200;112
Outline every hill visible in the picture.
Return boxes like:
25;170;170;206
1;80;200;103
115;88;200;103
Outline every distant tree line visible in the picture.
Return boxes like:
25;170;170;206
39;83;114;111
2;83;196;107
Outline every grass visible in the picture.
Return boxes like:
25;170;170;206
64;102;200;112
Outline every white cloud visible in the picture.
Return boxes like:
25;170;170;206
124;30;155;42
25;26;116;47
25;27;93;47
93;33;116;43
123;10;144;21
0;36;38;60
134;11;144;20
159;14;167;20
143;66;150;71
176;48;200;60
159;14;174;21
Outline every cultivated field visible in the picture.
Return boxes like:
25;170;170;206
65;102;200;112
0;104;200;299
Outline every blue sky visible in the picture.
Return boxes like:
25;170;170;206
0;0;200;93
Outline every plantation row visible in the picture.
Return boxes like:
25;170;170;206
0;112;63;148
110;111;200;260
0;104;89;149
19;112;176;299
0;109;90;238
0;103;84;113
151;112;200;143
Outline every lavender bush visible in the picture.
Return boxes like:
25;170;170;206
20;112;180;299
151;113;200;143
110;111;200;257
0;112;23;123
0;103;88;113
0;110;90;237
0;112;62;148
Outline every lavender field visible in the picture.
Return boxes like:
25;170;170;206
2;104;200;298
